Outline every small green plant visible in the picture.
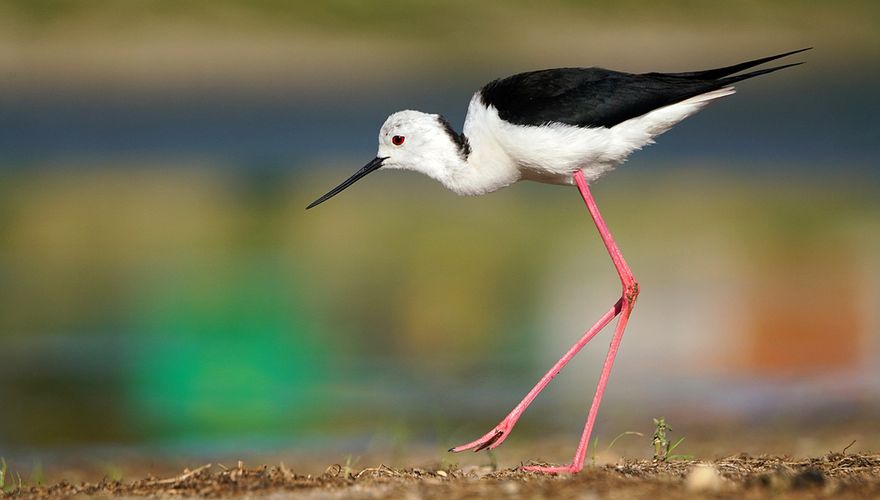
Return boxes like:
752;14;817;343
102;462;124;482
591;431;645;465
607;431;645;452
0;458;24;494
28;459;44;486
590;436;600;465
485;449;498;471
342;455;361;477
652;417;690;461
389;422;412;468
439;456;459;473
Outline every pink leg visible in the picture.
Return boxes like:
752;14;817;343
523;171;639;474
451;171;639;474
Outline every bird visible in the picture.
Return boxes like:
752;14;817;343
306;48;810;474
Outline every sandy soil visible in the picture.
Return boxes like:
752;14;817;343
4;452;879;499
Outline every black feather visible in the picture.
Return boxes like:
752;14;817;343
479;49;810;129
437;115;471;158
719;62;805;85
661;47;811;81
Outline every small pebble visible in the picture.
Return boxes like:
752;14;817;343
792;467;825;489
686;464;724;492
501;481;520;494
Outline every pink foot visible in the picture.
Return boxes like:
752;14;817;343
450;418;516;452
522;463;582;474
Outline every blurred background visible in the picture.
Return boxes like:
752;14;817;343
1;0;878;479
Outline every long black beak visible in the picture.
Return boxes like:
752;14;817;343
306;156;387;209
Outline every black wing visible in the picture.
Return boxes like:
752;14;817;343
479;48;809;129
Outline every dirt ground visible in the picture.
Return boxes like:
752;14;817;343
3;452;879;499
4;417;878;499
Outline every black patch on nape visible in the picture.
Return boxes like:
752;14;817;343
437;115;471;159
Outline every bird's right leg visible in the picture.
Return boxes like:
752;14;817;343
449;300;623;453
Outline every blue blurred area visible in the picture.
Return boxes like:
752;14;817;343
1;73;878;168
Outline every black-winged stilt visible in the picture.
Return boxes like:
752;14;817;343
307;48;810;474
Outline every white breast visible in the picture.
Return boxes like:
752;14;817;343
462;87;736;187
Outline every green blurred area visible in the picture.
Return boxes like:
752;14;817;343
2;0;877;34
2;165;878;448
1;0;877;87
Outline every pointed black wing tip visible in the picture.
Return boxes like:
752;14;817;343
720;60;807;85
765;47;813;60
767;47;813;66
786;47;813;55
774;61;807;70
734;53;811;77
662;47;813;81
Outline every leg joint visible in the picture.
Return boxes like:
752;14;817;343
624;279;639;304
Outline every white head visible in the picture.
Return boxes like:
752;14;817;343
307;110;467;209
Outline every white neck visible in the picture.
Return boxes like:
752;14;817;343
443;94;523;195
380;101;523;196
419;144;519;197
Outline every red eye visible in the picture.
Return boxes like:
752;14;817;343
392;135;405;146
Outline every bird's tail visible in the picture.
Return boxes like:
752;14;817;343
718;62;805;85
664;47;812;82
